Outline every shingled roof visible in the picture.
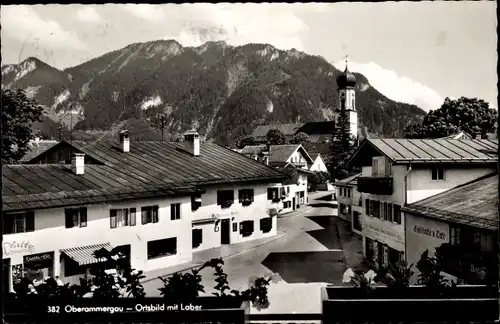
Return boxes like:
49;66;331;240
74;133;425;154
302;142;335;164
402;173;498;231
349;138;498;165
3;140;288;211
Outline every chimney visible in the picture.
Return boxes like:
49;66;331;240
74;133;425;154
71;153;85;175
184;130;200;156
119;130;130;153
34;137;41;143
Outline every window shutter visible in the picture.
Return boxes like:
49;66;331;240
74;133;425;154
79;207;87;227
365;199;370;215
25;211;35;232
65;210;73;228
110;210;117;228
177;204;181;219
141;208;147;225
267;188;273;200
130;208;136;226
170;204;175;220
152;206;159;223
124;209;129;226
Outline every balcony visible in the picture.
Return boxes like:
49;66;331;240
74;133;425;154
290;161;307;168
357;176;393;195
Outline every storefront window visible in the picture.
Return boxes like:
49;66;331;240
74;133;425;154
23;252;54;282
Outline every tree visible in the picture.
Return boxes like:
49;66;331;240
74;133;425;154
238;135;257;148
404;97;497;139
289;132;309;144
266;129;286;145
330;108;359;179
1;89;44;163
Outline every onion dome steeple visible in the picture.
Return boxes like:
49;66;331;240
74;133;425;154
336;56;357;89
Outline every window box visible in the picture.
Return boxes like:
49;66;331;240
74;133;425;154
321;285;498;323
217;190;234;209
238;189;254;207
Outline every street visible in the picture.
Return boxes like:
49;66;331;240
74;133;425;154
142;192;364;313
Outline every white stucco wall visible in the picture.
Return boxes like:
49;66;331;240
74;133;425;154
406;167;496;204
286;149;310;169
310;155;328;172
2;195;193;291
191;182;280;251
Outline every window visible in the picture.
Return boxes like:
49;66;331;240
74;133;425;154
371;201;380;218
386;204;393;222
353;212;362;231
450;226;461;245
431;167;445;180
147;237;177;259
65;207;87;228
267;188;280;202
141;205;159;225
347;189;351;198
365;199;370;215
480;232;494;251
171;203;181;220
110;208;136;228
260;218;272;233
283;201;292;209
240;220;254;237
238;189;254;207
372;158;379;176
217;190;234;209
286;186;290;194
393;204;401;224
191;194;202;211
3;211;35;234
192;229;202;248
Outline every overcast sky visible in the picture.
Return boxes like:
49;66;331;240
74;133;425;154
1;3;497;111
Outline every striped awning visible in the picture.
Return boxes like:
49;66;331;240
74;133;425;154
61;243;113;266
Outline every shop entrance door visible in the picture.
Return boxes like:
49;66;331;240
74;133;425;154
221;219;230;245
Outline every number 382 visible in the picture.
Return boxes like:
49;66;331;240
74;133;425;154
47;306;60;313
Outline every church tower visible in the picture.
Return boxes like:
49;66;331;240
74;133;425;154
336;57;358;141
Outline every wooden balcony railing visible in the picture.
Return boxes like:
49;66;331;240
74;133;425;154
357;176;393;195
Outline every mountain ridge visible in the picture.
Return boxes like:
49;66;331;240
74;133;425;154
2;40;426;146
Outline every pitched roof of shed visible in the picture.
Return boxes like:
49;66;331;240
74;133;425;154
350;138;497;165
402;173;498;231
3;140;287;211
20;140;59;162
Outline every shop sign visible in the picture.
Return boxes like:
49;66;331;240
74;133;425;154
412;225;447;240
362;215;404;250
24;252;53;263
3;241;35;257
210;211;238;220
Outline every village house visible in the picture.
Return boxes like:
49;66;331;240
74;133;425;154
347;137;497;271
334;173;363;234
240;143;314;213
2;131;287;292
403;173;498;285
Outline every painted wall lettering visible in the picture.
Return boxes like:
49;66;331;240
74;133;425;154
413;225;447;240
3;241;35;257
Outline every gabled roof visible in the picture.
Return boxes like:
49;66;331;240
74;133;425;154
20;140;59;162
268;144;314;165
3;140;288;211
296;121;336;135
402;173;498;231
251;123;305;138
348;138;498;166
240;145;266;156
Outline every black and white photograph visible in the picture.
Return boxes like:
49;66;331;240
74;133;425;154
1;2;498;323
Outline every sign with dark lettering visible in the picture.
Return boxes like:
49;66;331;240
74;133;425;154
24;252;53;264
3;241;35;257
413;225;447;240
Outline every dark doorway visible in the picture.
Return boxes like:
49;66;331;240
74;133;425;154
293;198;296;211
221;219;230;244
3;258;11;295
